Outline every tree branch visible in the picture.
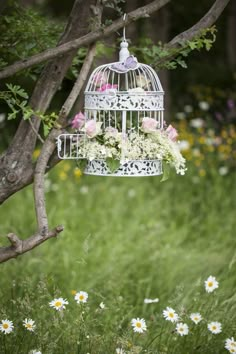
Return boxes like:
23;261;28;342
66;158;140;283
0;0;170;79
0;226;64;263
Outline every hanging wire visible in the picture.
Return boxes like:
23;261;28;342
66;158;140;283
123;13;127;42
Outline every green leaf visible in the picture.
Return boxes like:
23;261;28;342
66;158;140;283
106;158;120;173
76;159;87;172
160;162;171;182
43;123;50;137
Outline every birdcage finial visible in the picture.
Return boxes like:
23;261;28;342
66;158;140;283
119;13;130;62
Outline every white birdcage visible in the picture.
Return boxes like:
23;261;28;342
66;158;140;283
57;24;166;177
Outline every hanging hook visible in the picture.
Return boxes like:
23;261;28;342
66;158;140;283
123;13;127;42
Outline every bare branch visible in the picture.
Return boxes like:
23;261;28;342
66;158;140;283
0;226;64;263
0;0;170;80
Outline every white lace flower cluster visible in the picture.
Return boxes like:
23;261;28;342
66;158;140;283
75;117;187;175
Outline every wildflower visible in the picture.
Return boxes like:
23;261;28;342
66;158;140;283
190;313;202;324
166;124;178;142
74;168;82;178
71;290;77;296
207;321;222;334
178;140;190;151
144;298;159;304
49;298;69;311
131;318;147;333
176;112;186;120
199;101;210;110
80;186;89;194
141;117;158;133
0;319;14;334
204;276;219;293
71;112;85;130
176;323;189;336
219;166;228;176
23;318;36;332
29;351;42;354
99;302;105;309
163;307;179;323
225;337;236;352
190;118;204;128
116;348;126;354
75;291;88;303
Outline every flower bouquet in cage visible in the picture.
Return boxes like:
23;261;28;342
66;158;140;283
57;33;187;177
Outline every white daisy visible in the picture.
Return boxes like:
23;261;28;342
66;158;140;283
49;297;69;311
207;321;222;334
131;318;147;333
199;101;210;111
29;351;42;354
163;307;179;323
225;337;236;352
23;318;36;332
0;319;14;334
144;298;159;304
190;313;202;324
99;302;105;309
176;323;189;336
116;348;126;354
204;276;219;293
74;291;88;304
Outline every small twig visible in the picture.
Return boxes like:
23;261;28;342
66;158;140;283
29;118;45;143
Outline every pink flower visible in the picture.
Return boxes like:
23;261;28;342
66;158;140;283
166;124;178;142
71;112;85;130
141;117;158;133
97;84;118;92
93;72;108;87
84;120;102;138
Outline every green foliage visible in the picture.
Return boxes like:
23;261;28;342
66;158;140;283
106;157;120;172
0;84;58;136
131;27;217;70
103;0;126;17
0;1;64;79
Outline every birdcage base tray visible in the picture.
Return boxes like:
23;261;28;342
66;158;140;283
84;159;162;177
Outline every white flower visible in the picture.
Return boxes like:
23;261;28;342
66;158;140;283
136;75;150;88
29;351;42;354
99;302;105;309
190;118;204;128
178;140;190;151
0;319;14;334
49;297;69;311
163;307;179;323
176;323;189;336
128;87;145;93
184;105;193;113
190;313;202;324
207;321;222;334
199;101;210;110
131;318;147;333
80;186;89;194
225;337;236;352
0;113;6;123
23;318;36;332
144;298;159;304
75;291;88;303
204;275;219;293
219;166;228;176
116;348;126;354
176;112;186;120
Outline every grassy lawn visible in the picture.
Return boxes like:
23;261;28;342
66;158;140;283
0;165;235;353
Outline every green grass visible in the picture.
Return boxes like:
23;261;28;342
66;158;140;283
0;167;236;353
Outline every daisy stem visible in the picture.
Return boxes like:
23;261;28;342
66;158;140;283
143;330;162;349
16;332;25;354
3;336;7;354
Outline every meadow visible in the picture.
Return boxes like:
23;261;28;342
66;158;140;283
0;158;236;353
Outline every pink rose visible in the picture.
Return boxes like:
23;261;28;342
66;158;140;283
71;112;85;130
166;124;178;142
141;117;158;133
84;120;102;138
97;84;118;92
93;72;108;87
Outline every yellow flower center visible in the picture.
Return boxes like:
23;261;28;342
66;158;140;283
208;281;213;287
136;322;142;328
55;301;62;307
79;295;84;300
169;313;174;318
26;324;32;328
3;324;9;329
194;317;198;321
179;328;183;331
212;326;217;330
